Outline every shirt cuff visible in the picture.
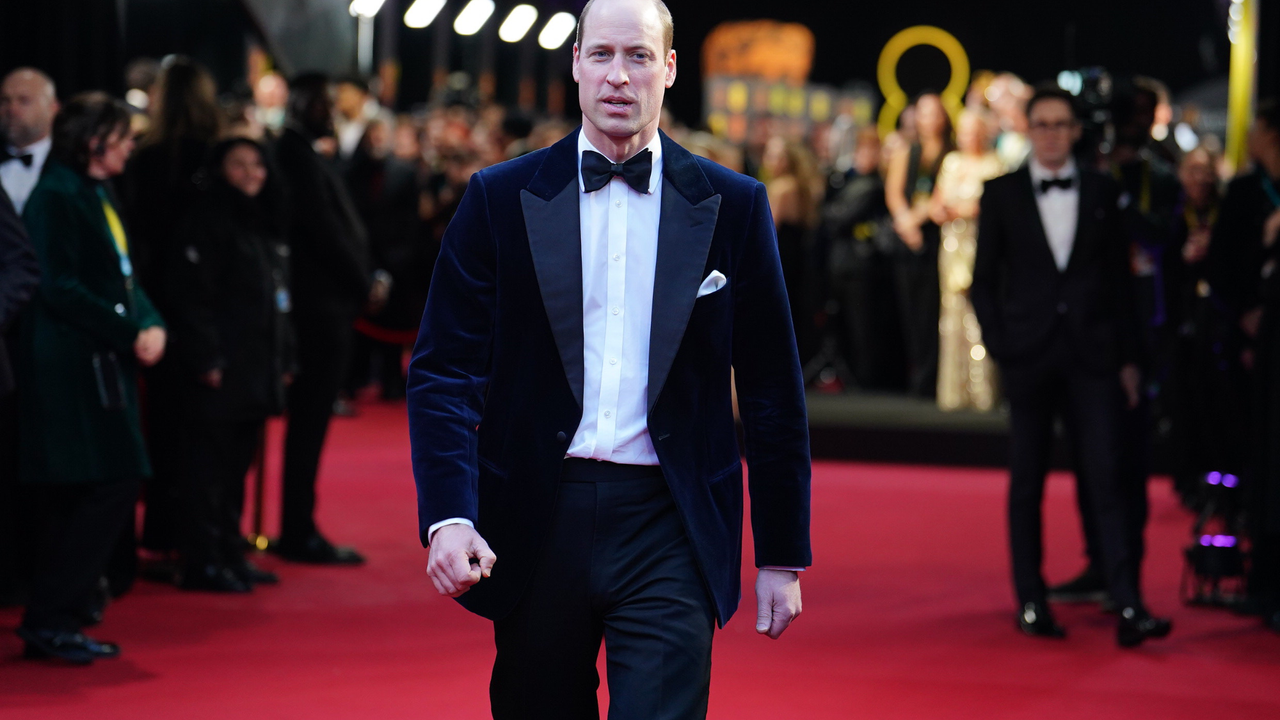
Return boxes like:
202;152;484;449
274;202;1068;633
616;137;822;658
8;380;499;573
427;517;474;544
760;566;806;572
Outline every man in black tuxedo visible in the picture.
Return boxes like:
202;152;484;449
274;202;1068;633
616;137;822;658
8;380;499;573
407;0;811;716
271;73;376;565
971;86;1171;647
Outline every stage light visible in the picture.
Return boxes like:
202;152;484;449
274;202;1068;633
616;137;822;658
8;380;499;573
454;0;495;36
499;5;538;43
349;0;386;18
1056;70;1083;97
1223;474;1239;488
1206;471;1222;485
1174;122;1200;152
538;12;577;50
404;0;446;29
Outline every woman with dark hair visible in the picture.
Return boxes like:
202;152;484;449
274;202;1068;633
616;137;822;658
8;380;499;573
15;91;165;663
886;92;955;398
121;55;223;558
166;137;294;592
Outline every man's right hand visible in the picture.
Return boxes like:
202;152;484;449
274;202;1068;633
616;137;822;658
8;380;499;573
426;524;496;598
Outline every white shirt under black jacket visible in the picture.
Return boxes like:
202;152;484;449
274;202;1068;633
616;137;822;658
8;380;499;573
1028;156;1079;271
0;135;52;215
428;133;807;571
427;132;662;541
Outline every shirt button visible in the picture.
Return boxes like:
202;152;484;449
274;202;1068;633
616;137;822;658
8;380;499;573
114;303;126;315
615;200;621;207
613;253;620;261
603;410;612;418
612;307;620;315
556;431;567;442
609;358;617;365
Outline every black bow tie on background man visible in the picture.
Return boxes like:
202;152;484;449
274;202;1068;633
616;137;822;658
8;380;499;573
1038;176;1074;194
0;148;34;167
581;148;652;194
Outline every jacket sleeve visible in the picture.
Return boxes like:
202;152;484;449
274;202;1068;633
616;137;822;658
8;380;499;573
278;142;372;299
23;186;141;355
732;181;812;569
405;172;497;547
0;187;38;332
971;184;1006;360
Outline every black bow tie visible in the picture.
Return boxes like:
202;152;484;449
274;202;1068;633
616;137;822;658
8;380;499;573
1038;176;1074;194
0;148;34;168
581;148;652;194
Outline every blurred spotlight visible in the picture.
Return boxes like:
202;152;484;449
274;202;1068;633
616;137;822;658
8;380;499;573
1056;70;1083;96
349;0;386;18
1174;122;1200;152
125;88;150;110
499;4;538;43
454;0;495;36
538;12;577;50
404;0;446;29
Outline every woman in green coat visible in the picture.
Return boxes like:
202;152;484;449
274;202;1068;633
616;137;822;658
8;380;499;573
15;92;165;665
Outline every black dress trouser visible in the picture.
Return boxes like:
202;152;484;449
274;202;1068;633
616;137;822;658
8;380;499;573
893;226;940;398
1075;394;1150;590
1001;330;1141;610
490;459;716;720
282;305;355;541
23;478;140;632
181;387;265;568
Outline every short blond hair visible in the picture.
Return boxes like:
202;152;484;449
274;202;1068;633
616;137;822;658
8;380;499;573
576;0;674;56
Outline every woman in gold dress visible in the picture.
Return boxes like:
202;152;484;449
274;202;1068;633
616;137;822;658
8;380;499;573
931;111;1005;411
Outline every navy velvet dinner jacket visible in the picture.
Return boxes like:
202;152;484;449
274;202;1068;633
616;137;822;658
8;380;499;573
407;128;812;625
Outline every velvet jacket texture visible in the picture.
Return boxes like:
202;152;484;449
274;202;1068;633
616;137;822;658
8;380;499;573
407;129;812;625
972;166;1137;374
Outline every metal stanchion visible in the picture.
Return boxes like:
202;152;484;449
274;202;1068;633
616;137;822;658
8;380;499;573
246;425;270;551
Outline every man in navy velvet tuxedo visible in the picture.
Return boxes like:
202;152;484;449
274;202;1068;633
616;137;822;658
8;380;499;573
407;0;811;716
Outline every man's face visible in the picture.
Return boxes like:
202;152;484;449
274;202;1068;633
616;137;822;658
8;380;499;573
1027;98;1081;169
0;72;58;148
572;0;676;146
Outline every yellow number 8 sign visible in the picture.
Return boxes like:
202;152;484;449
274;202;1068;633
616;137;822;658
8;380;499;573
876;25;970;139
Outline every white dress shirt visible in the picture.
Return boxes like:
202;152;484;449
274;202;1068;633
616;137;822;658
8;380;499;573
1028;157;1079;271
567;131;662;466
1;135;52;215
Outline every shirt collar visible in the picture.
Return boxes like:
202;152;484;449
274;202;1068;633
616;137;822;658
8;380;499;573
1029;156;1076;183
577;129;663;195
6;135;51;164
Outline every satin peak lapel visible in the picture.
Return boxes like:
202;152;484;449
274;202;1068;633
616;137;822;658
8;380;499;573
647;177;722;412
521;179;585;409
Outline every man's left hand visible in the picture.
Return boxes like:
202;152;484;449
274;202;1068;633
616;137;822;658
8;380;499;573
755;569;802;640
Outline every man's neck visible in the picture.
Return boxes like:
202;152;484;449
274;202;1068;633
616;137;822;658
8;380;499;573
1033;155;1071;174
581;120;657;163
9;133;49;152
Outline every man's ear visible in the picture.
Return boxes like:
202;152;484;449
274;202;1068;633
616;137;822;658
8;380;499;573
572;43;581;83
665;49;677;89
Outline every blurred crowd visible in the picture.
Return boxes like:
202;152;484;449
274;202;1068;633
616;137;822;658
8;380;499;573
1;53;1279;664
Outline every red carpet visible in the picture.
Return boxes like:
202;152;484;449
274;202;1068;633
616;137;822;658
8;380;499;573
3;401;1279;719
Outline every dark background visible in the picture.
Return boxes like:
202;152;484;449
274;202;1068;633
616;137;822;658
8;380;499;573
1;0;1275;124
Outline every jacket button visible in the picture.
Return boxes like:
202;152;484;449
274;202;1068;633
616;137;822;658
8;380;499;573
1056;302;1068;315
114;303;126;315
556;432;567;442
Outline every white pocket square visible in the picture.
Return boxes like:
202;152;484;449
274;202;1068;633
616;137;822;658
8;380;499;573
696;270;727;298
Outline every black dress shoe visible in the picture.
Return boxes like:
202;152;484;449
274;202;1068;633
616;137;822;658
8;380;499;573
230;559;279;586
1117;607;1173;647
17;626;120;664
1047;565;1110;604
1017;601;1066;639
179;564;253;593
272;533;366;565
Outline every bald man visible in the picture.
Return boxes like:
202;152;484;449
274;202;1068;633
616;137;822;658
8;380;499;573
0;68;59;214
